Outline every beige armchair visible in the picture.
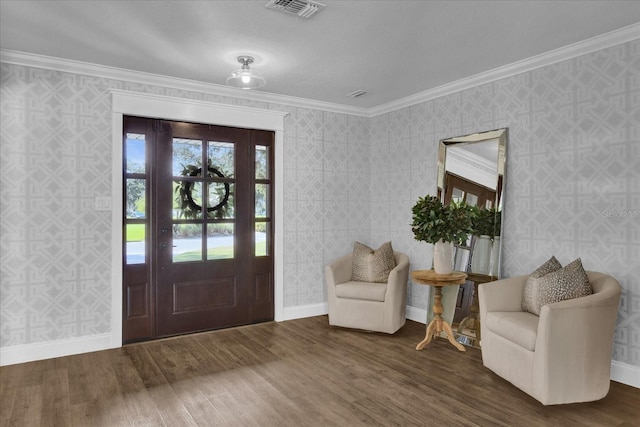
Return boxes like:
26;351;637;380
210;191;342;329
479;271;621;405
326;252;410;334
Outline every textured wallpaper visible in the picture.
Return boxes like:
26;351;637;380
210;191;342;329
1;39;638;367
370;40;640;366
0;64;367;347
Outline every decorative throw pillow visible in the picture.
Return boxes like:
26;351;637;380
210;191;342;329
522;256;562;313
523;258;593;315
351;241;396;283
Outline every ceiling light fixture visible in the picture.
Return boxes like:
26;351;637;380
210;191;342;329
226;56;266;90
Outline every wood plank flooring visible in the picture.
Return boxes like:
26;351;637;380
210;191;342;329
1;316;639;426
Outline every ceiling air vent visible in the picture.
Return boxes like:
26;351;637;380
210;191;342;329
346;90;368;98
265;0;326;19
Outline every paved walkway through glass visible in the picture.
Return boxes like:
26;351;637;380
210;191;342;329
126;232;266;264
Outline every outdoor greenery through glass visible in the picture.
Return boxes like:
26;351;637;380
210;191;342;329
124;134;269;262
172;138;235;261
124;133;147;264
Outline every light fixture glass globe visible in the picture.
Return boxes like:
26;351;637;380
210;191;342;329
226;56;266;90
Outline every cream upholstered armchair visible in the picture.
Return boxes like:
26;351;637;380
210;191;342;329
478;271;621;405
326;251;410;334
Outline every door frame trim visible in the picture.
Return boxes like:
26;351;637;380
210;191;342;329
110;89;288;347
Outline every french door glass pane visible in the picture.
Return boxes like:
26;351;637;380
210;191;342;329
452;188;464;204
174;181;203;220
207;182;234;219
466;193;479;207
173;224;203;262
125;223;145;264
255;222;268;257
173;138;202;176
256;145;269;179
207;223;234;260
208;141;234;177
125;133;145;173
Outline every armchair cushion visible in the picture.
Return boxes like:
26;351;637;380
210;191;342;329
351;241;396;283
335;281;387;302
523;258;592;315
485;311;539;351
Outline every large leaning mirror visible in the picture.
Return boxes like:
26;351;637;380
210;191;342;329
434;128;507;347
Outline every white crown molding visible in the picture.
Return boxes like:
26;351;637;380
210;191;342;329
368;22;640;117
0;49;369;117
447;149;498;190
1;22;638;117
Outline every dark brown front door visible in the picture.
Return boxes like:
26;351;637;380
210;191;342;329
122;117;274;343
443;173;496;209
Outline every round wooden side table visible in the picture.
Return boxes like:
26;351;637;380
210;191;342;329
412;270;468;352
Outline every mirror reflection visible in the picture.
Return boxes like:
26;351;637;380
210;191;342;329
435;128;507;347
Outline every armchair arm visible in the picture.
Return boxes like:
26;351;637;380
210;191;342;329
385;253;410;301
533;273;621;404
478;275;528;318
325;253;353;288
383;252;410;331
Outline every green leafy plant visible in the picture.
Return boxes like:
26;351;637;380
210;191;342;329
493;208;502;238
411;195;474;245
470;206;501;240
175;160;232;220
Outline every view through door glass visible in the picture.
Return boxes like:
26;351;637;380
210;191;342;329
122;117;274;343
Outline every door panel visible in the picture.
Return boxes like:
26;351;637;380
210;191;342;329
122;117;274;343
123;267;151;339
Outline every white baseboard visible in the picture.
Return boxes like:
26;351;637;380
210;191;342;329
0;333;115;367
611;361;640;388
0;304;329;366
3;304;639;390
406;305;428;324
281;302;328;321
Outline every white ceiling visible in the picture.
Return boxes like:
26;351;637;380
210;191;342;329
1;1;639;109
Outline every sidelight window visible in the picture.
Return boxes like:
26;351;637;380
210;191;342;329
124;133;147;265
255;145;271;257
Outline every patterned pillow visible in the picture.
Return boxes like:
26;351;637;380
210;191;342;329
522;258;593;315
522;256;562;313
351;241;396;283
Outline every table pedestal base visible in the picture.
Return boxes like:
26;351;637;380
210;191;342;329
416;317;466;352
415;285;466;352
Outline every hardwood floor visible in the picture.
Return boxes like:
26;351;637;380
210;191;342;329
1;317;638;426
